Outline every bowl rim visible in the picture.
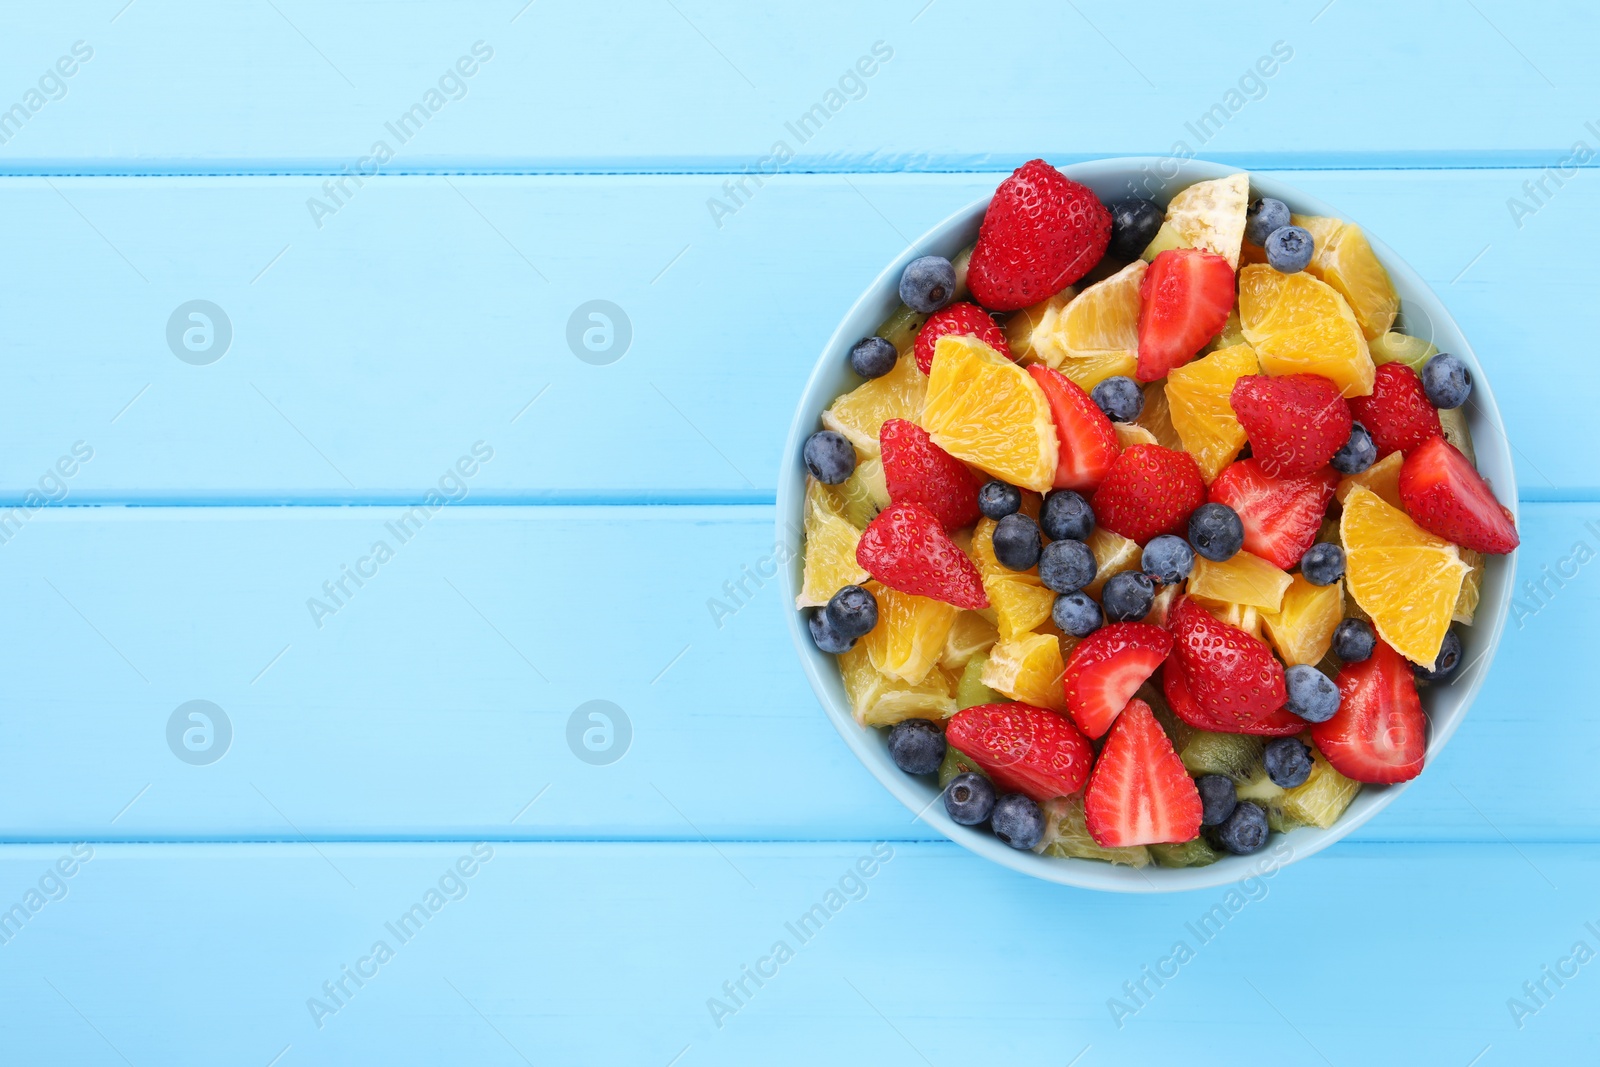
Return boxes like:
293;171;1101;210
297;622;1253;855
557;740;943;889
778;157;1517;892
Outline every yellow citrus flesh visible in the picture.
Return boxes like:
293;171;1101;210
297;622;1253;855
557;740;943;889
1147;583;1181;627
1238;264;1376;398
1340;486;1469;665
1143;172;1250;269
1084;526;1141;598
1165;343;1260;482
1005;289;1076;365
923;335;1058;491
821;351;927;456
838;645;956;727
862;582;960;685
1114;422;1158;449
1455;548;1484;625
1044;260;1145;388
969;517;1055;638
1187;551;1292;612
1335;450;1404;511
1187;595;1264;641
796;476;868;608
940;610;999;670
1134;381;1183;452
1294;214;1399;341
1261;575;1345;667
981;631;1069;713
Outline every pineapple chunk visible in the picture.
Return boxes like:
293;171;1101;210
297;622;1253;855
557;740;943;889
1142;172;1250;269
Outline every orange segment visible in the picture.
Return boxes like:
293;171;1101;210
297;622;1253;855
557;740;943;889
1041;260;1144;389
1115;423;1158;450
1238;264;1375;397
1335;450;1403;510
1340;486;1468;665
1261;575;1345;666
1005;289;1076;364
1454;548;1485;625
1143;172;1250;269
796;476;869;608
940;610;999;670
1165;343;1259;482
838;645;957;727
1084;526;1141;598
1187;595;1264;641
821;350;927;456
1187;551;1292;612
923;335;1058;491
861;582;960;685
969;517;1055;638
1134;381;1182;452
981;631;1069;712
1294;214;1399;341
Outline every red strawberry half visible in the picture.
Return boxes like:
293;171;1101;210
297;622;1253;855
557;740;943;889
1027;364;1120;492
1312;639;1427;783
967;160;1111;312
856;502;988;609
1208;458;1339;570
1084;698;1203;848
1060;621;1174;738
879;418;982;530
1398;435;1520;554
1136;249;1236;381
914;302;1011;375
1229;373;1352;478
1348;362;1442;456
1090;444;1207;544
1162;656;1302;737
1170;597;1299;733
945;702;1095;802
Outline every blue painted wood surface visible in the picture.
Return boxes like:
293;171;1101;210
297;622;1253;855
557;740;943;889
2;1;1597;1063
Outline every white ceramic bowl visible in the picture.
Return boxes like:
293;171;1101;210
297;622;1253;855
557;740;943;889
780;158;1516;892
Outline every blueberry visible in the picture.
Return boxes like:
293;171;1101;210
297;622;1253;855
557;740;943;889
1265;224;1314;273
1422;352;1472;410
899;255;957;313
990;793;1045;850
943;772;996;826
1245;197;1291;246
1196;774;1238;827
1142;534;1195;584
1038;538;1097;594
1331;422;1378;475
803;430;856;484
1053;592;1103;637
1090;375;1145;423
1041;489;1095;542
1415;629;1463;682
1300;543;1345;586
1214;801;1269;855
1188;503;1244;562
1332;618;1376;662
977;480;1022;520
808;609;855;654
1102;571;1156;622
992;513;1042;571
849;336;898;379
1107;198;1165;260
1284;664;1341;723
1264;737;1315;788
887;718;946;776
825;584;878;640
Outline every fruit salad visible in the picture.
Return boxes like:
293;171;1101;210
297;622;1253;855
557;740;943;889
798;161;1516;868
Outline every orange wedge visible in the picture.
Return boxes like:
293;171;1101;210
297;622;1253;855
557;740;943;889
969;517;1055;638
862;582;960;685
1238;264;1375;397
923;334;1057;491
981;631;1069;712
1340;486;1468;665
821;350;927;456
838;645;956;727
1261;574;1345;667
1294;214;1399;341
1165;343;1259;482
796;476;868;608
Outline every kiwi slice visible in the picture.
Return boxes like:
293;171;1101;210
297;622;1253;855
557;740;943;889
1037;794;1151;867
1279;746;1362;829
1369;331;1437;373
1149;838;1220;868
937;745;986;790
875;303;927;355
1180;731;1266;783
956;656;1001;710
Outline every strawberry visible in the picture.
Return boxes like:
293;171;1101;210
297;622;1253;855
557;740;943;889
1083;698;1203;848
914;302;1011;375
879;419;982;530
1208;458;1339;570
1136;249;1236;381
1090;444;1207;544
966;160;1111;312
945;702;1095;802
1348;362;1442;457
1027;364;1120;492
856;502;988;609
1161;656;1302;737
1170;597;1298;733
1059;621;1174;738
1312;639;1426;783
1398;435;1520;554
1229;373;1352;478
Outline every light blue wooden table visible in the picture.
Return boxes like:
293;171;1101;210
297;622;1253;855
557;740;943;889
1;2;1596;1062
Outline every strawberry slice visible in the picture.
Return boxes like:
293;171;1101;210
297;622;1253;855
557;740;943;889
967;160;1112;312
1312;639;1427;783
914;302;1012;375
1170;597;1298;733
1083;698;1203;847
879;418;982;530
1027;364;1120;492
1208;458;1339;571
856;502;988;609
1060;621;1174;738
1229;373;1352;478
1136;249;1236;381
1161;657;1303;737
945;702;1095;802
1090;444;1207;544
1398;436;1520;554
1348;362;1442;456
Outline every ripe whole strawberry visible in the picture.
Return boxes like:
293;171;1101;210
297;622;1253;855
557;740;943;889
967;160;1111;311
1399;435;1520;553
1169;597;1298;733
1208;458;1339;571
1349;362;1442;456
945;702;1094;802
855;502;988;609
914;303;1011;375
1090;444;1207;544
1083;698;1203;848
879;418;982;530
1229;373;1352;478
1136;249;1236;381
